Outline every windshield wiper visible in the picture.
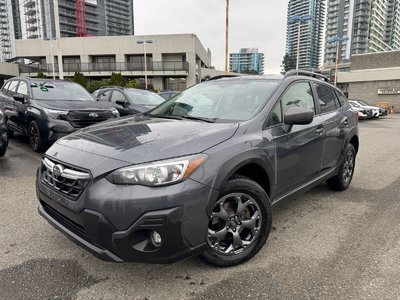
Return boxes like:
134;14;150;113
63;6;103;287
177;115;216;123
144;113;183;120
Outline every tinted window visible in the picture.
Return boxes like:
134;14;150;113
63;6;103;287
335;91;347;106
17;81;28;96
1;81;11;95
315;84;339;114
7;80;19;97
281;82;315;114
98;90;111;102
111;90;126;103
266;101;283;127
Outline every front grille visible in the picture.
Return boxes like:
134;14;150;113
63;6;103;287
41;200;87;238
66;110;114;128
41;157;91;200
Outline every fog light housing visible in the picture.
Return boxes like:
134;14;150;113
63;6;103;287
151;231;162;246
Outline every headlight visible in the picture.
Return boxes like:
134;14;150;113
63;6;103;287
110;108;120;118
43;108;68;119
107;154;208;186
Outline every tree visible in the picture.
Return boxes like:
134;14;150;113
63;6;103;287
281;52;296;73
72;72;87;88
109;72;126;87
86;79;111;93
36;72;47;79
125;80;138;89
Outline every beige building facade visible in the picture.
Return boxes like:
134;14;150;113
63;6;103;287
14;34;224;91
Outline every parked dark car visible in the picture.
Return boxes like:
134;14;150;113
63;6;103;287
36;71;359;267
0;77;120;152
0;105;8;157
158;91;179;100
93;87;165;116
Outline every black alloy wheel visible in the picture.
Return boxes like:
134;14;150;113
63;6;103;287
28;120;44;152
326;143;356;191
201;176;272;267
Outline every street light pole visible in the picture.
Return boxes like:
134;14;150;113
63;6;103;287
288;15;313;70
53;0;64;79
137;39;153;90
225;0;229;74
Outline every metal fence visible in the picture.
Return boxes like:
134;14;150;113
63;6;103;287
19;61;190;74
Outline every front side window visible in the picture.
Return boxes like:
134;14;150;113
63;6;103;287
266;101;282;127
125;90;165;106
151;79;281;122
111;90;126;103
7;80;19;97
98;90;111;102
17;81;28;96
31;81;94;101
1;81;11;95
315;83;339;114
281;82;315;114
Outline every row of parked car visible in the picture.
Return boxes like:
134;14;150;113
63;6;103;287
0;77;176;153
349;99;388;119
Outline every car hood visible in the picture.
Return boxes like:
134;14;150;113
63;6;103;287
47;116;238;174
36;100;116;111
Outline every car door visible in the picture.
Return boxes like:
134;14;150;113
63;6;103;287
2;80;20;131
110;90;132;116
314;83;349;171
266;81;324;196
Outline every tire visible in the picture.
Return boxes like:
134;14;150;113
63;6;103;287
0;146;5;157
28;120;44;152
7;129;14;139
326;143;356;191
201;176;272;267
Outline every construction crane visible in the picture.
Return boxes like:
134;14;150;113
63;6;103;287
76;0;88;37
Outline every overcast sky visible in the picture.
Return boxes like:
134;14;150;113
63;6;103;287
134;0;289;74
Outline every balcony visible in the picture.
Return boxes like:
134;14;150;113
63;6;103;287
19;61;190;75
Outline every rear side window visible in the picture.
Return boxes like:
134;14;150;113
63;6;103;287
315;83;340;114
335;91;347;106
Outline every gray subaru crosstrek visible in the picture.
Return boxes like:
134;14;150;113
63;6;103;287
36;71;359;267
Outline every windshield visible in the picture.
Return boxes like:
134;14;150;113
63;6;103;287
125;90;164;106
356;100;369;106
31;81;94;101
350;101;361;107
150;79;280;122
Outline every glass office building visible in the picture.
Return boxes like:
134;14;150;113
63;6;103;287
229;48;265;75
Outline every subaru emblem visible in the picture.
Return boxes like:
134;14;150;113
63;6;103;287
89;113;99;118
52;165;63;177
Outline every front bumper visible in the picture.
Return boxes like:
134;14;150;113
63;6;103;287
36;170;212;263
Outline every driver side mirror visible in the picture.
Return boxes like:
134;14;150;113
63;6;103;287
116;99;129;107
13;94;26;103
284;107;314;126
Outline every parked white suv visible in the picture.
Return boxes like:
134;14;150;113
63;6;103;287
349;100;380;118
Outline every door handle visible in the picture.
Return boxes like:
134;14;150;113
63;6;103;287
316;127;324;134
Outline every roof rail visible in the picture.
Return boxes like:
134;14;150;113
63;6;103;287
98;85;124;90
284;70;330;83
208;74;240;81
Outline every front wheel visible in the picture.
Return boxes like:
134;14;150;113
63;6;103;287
326;144;356;191
28;120;45;152
201;176;272;267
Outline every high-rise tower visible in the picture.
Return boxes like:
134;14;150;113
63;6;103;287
286;0;326;70
324;0;400;65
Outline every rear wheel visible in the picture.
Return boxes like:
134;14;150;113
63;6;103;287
28;120;44;152
201;176;272;267
326;144;356;191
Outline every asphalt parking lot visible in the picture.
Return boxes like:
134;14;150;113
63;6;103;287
1;116;400;300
